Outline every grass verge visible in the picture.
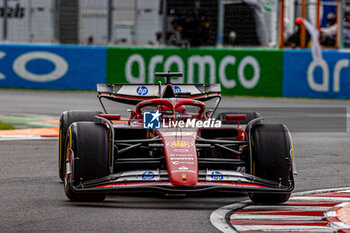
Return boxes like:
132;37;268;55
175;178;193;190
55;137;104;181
0;121;14;130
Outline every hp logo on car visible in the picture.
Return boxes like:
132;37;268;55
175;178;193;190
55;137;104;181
173;86;181;93
136;86;148;96
142;171;155;180
210;171;224;180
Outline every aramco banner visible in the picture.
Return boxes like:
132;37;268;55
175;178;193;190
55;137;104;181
107;47;284;97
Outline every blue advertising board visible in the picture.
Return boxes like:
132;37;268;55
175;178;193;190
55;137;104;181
0;44;106;90
283;49;350;99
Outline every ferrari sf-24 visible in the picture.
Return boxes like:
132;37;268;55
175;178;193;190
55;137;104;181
58;72;296;204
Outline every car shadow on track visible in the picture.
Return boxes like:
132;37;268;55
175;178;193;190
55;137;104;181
61;192;248;210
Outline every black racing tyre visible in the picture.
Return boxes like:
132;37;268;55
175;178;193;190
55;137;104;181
248;124;294;204
64;122;109;202
58;110;102;181
216;112;261;125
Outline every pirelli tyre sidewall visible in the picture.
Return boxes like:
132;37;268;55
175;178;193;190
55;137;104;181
248;123;294;204
58;110;102;181
64;122;109;202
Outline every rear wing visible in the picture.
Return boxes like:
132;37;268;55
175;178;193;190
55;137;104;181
97;83;221;105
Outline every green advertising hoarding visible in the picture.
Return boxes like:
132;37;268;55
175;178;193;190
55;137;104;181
107;47;283;97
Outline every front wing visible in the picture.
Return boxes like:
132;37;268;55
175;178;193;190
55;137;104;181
70;169;294;194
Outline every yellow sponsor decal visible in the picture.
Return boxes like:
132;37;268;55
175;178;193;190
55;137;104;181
182;174;187;179
59;127;62;171
69;126;72;146
169;141;191;147
288;132;295;163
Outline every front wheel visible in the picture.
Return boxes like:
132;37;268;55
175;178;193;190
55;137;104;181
64;122;109;202
58;110;102;181
248;124;294;204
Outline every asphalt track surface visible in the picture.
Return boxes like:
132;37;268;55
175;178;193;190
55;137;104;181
0;89;350;232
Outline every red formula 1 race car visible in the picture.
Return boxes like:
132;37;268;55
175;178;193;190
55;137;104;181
58;72;296;204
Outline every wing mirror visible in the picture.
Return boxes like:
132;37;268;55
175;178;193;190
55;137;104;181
127;109;136;125
225;114;246;121
205;111;213;118
99;114;121;120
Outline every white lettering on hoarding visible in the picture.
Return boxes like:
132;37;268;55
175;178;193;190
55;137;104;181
188;55;216;83
13;51;68;82
333;59;349;92
126;54;145;83
307;59;350;93
238;56;260;89
219;55;236;88
0;52;5;80
148;55;163;84
124;53;261;90
307;60;329;92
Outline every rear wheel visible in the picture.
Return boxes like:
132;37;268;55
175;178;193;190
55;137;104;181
64;122;109;202
58;110;102;181
248;124;294;204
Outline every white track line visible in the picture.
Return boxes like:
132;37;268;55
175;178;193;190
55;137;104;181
290;196;350;202
234;225;335;232
210;187;350;233
331;221;350;229
293;187;350;197
338;202;350;207
0;136;57;141
325;211;337;217
243;205;330;211
230;214;324;221
210;201;250;233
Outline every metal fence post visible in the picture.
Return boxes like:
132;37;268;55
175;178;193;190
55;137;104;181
108;0;112;43
279;0;285;48
3;0;8;40
217;0;224;47
133;0;138;45
339;0;344;48
162;0;167;45
29;0;33;42
53;0;60;43
300;0;306;48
